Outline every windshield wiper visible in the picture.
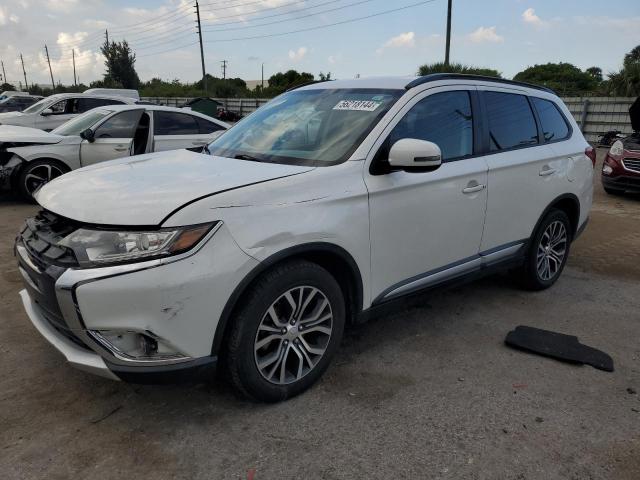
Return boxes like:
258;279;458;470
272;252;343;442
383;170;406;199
234;154;266;162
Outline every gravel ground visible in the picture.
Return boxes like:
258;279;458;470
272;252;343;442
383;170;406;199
1;150;638;479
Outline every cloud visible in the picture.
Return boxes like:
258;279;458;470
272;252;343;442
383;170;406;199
288;47;308;62
376;32;415;54
467;26;504;43
522;8;548;28
0;7;20;25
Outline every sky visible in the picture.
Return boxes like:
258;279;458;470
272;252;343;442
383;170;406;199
0;0;639;88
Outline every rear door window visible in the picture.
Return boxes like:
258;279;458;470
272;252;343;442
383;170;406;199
531;97;570;142
154;111;200;135
485;92;539;152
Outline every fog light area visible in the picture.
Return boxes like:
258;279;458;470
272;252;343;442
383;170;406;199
602;165;613;175
90;330;189;361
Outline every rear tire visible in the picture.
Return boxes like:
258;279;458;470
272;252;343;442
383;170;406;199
224;260;345;402
17;159;68;202
515;209;573;291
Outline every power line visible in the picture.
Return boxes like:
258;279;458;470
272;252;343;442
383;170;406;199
203;0;375;33
201;0;343;29
204;0;437;43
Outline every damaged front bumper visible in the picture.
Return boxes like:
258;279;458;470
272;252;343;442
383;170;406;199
15;214;259;383
0;152;21;189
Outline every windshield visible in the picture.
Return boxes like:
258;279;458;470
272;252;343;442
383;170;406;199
22;97;54;114
206;88;403;166
51;109;111;136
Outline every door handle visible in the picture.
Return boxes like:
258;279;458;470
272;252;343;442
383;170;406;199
192;141;206;145
462;183;486;194
114;146;128;151
539;167;556;176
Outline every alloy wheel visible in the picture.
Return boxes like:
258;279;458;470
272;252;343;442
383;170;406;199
254;286;333;385
536;220;568;281
24;163;64;196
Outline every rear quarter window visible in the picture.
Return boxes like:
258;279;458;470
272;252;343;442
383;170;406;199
531;97;570;142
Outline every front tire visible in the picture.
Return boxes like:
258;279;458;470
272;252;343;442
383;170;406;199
515;209;572;291
224;260;345;402
17;159;67;202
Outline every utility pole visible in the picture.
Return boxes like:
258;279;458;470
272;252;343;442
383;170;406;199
444;0;452;65
72;49;77;86
105;29;109;45
261;63;264;89
20;53;28;90
44;44;55;92
195;0;207;94
221;60;227;79
0;60;6;84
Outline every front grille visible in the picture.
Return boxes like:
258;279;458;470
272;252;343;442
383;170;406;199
35;300;91;350
17;210;89;350
19;211;79;268
622;158;640;174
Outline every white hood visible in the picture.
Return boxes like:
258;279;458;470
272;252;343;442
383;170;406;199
0;125;63;144
35;149;314;226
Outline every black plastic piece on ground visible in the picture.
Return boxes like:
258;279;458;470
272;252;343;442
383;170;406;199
505;326;614;372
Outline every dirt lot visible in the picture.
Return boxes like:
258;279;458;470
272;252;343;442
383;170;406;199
1;150;639;480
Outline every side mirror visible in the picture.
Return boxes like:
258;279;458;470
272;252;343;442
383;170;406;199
388;138;442;172
80;128;95;143
41;108;53;116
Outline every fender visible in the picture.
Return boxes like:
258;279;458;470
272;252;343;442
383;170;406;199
528;193;581;243
211;242;364;356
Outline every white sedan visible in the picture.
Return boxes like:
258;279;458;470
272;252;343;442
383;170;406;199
0;104;229;199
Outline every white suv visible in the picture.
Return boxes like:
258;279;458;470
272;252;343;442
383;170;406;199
16;75;594;402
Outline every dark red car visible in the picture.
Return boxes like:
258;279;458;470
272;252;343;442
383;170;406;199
602;97;640;194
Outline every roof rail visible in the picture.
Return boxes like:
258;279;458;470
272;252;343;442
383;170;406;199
405;74;556;94
286;79;334;92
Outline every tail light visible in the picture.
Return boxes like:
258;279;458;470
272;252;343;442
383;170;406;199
585;146;596;168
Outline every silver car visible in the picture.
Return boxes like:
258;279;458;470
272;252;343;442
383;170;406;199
0;104;229;199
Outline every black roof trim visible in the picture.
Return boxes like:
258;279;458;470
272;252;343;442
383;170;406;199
286;79;334;92
405;74;556;94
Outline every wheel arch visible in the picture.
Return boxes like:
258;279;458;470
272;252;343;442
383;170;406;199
212;242;364;356
530;193;581;240
11;156;72;191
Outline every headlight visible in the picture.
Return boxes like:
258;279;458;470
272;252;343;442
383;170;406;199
609;140;624;157
58;222;216;267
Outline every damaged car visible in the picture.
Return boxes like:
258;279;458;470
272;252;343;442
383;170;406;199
601;97;640;194
1;104;229;199
16;75;593;402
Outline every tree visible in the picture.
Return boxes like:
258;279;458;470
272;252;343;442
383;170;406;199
586;66;603;83
418;62;501;78
0;82;15;91
265;70;314;95
318;72;332;81
513;63;597;95
606;45;640;96
624;45;640;67
100;39;140;89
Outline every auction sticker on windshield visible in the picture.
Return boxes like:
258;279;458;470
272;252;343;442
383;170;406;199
333;100;381;112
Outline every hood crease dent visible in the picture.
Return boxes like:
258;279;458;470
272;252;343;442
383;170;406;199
35;149;315;226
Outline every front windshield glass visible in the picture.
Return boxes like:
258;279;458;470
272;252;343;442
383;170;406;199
22;97;54;114
51;109;111;136
206;88;403;166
